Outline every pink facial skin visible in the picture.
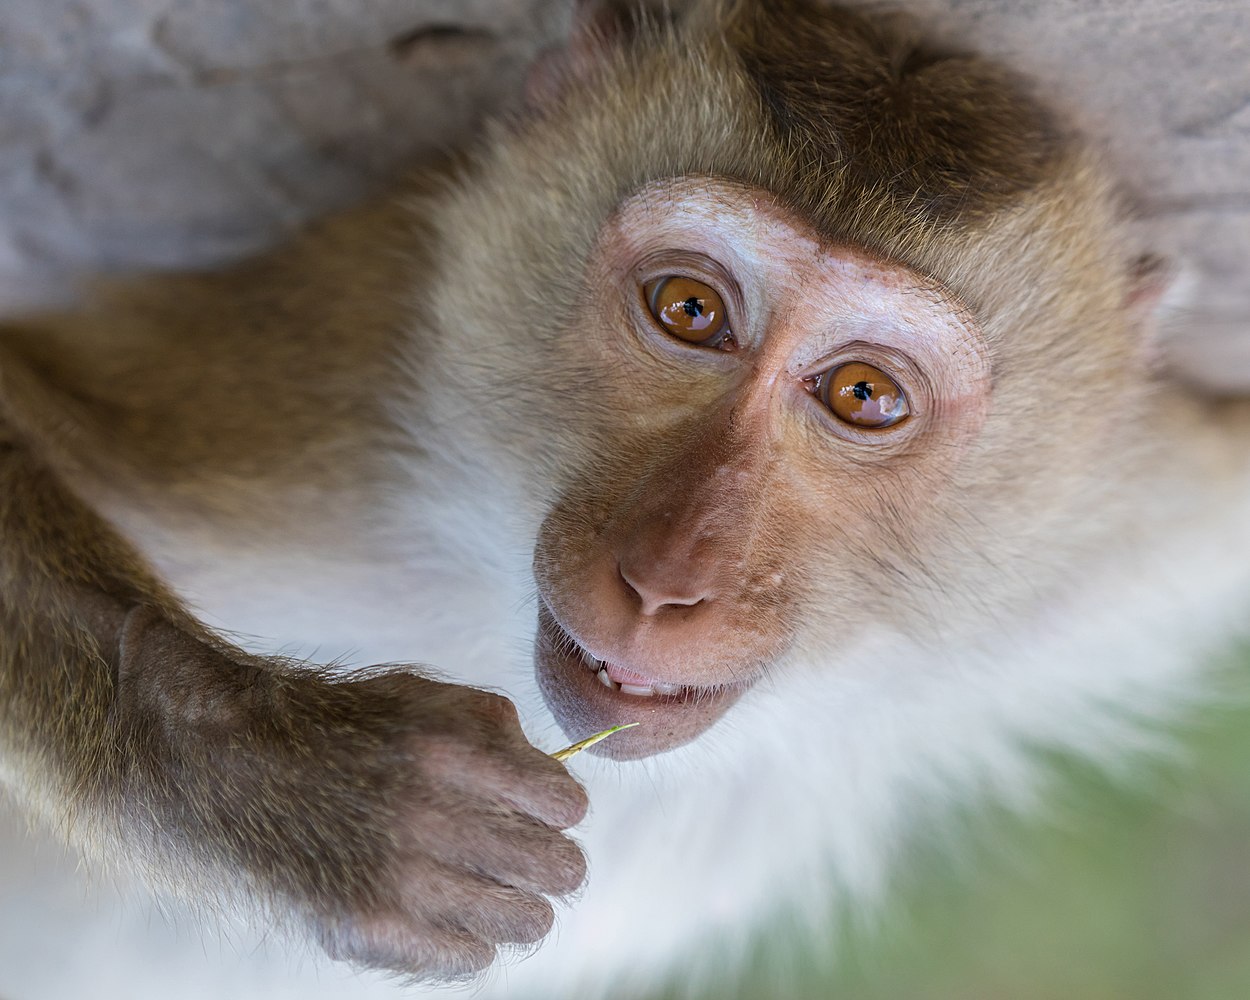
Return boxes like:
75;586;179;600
533;177;992;760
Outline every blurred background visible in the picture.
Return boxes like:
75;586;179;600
663;645;1250;999
2;0;1247;373
1;1;1248;996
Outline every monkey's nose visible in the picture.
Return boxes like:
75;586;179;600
617;559;711;616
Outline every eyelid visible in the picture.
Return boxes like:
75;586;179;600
644;275;734;348
816;362;910;428
633;251;745;320
798;342;929;408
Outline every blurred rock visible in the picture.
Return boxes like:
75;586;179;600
0;0;566;305
0;0;1246;349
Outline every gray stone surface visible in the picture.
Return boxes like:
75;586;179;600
897;0;1250;382
0;0;1247;370
0;0;566;303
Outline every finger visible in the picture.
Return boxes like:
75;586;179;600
401;861;557;946
317;909;496;980
461;744;591;829
409;802;587;896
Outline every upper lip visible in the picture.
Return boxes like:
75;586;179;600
542;597;720;690
534;599;756;758
543;601;688;693
576;647;687;696
543;597;748;696
540;599;632;672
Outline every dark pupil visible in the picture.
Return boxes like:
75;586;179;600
682;297;704;318
852;381;873;401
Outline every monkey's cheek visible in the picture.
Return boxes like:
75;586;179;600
533;604;748;760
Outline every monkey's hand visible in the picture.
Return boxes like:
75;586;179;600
114;608;589;981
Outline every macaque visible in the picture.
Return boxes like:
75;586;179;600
1;0;1248;997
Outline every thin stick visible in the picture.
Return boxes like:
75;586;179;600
550;723;640;762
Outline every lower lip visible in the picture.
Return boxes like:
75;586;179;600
533;602;749;760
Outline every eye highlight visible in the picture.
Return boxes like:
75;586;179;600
815;362;910;429
644;276;733;349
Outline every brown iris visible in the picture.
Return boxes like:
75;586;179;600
644;276;732;347
819;362;909;429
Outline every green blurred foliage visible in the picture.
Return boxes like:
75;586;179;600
659;645;1250;1000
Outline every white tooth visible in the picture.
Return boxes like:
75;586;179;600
619;683;656;697
597;668;617;690
652;682;681;695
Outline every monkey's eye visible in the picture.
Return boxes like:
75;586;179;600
644;276;734;349
815;362;910;429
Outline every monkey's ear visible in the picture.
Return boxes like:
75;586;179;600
1126;255;1171;318
524;0;674;109
1139;258;1250;397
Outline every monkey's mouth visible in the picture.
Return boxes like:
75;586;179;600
534;602;749;760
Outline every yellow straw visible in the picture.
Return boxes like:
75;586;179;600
550;723;640;761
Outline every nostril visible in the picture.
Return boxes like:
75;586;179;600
618;562;641;599
617;559;708;616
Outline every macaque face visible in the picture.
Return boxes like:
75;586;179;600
533;177;992;759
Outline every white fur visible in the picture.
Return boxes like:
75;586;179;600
2;421;1248;999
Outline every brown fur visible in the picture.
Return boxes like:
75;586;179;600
0;0;1247;984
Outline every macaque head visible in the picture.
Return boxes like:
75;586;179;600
530;178;996;757
423;0;1160;759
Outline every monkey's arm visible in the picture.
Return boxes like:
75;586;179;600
0;417;587;978
0;196;426;520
